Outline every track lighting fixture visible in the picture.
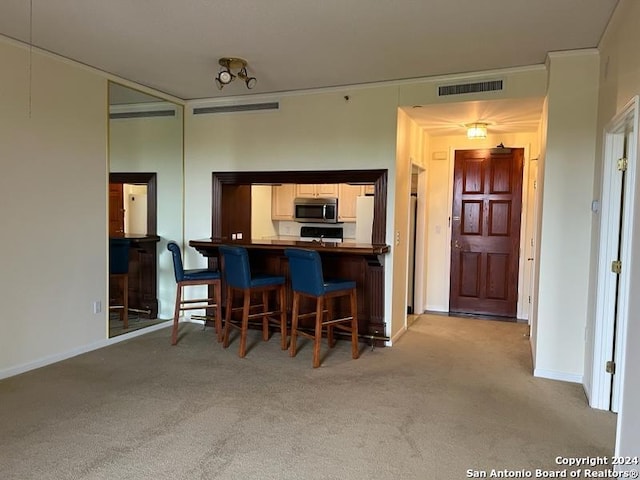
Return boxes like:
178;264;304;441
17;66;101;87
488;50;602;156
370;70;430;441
215;57;257;90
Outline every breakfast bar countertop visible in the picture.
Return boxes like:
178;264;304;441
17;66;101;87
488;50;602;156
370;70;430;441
189;238;390;256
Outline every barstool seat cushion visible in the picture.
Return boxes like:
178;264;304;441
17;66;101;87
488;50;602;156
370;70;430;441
183;269;221;281
250;273;285;288
323;279;356;293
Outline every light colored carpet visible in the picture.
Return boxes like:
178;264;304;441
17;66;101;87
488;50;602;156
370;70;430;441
0;314;616;479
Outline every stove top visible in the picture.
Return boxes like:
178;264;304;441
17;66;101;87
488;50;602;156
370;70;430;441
299;226;343;242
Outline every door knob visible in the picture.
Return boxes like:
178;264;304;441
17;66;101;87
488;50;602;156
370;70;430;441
454;240;462;249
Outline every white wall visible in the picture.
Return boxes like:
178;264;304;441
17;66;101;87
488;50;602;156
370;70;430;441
593;0;640;461
534;50;600;382
109;108;184;319
0;39;107;377
184;87;400;334
391;110;425;341
530;100;549;369
124;184;148;234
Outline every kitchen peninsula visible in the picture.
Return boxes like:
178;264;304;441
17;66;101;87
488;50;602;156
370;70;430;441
200;168;391;344
190;237;390;343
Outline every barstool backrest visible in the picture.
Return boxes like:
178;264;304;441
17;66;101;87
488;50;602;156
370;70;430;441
284;248;325;296
167;242;186;282
219;245;252;289
109;238;131;275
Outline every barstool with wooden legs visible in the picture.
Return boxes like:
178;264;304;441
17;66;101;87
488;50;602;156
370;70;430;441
167;242;222;345
218;245;287;358
109;238;131;329
284;247;359;368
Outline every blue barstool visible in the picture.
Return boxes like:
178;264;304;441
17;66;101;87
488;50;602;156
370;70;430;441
218;245;287;358
284;248;359;368
109;238;131;329
167;242;222;345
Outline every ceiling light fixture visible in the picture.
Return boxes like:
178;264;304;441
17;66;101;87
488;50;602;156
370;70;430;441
215;57;257;90
466;122;488;139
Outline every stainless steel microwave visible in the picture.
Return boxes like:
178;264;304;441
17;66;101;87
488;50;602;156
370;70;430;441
294;197;339;223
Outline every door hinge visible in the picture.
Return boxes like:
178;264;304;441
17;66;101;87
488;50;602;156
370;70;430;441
611;260;622;274
617;157;628;172
606;360;616;374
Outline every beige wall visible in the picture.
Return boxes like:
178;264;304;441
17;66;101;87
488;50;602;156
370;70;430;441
535;50;600;380
593;0;640;459
0;39;107;376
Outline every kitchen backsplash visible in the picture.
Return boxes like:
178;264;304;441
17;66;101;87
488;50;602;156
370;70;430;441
277;221;356;239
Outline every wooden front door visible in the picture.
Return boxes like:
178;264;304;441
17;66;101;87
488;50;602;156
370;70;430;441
449;148;524;317
109;183;124;237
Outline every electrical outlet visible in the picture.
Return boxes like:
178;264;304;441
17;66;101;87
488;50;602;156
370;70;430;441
93;301;102;314
237;232;243;240
231;233;237;240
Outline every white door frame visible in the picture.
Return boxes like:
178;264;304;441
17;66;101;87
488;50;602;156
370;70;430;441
590;96;638;411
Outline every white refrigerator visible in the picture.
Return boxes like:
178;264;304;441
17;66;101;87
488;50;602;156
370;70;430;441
355;196;375;243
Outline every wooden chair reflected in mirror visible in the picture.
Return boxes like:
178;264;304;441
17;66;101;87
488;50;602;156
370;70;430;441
109;238;131;329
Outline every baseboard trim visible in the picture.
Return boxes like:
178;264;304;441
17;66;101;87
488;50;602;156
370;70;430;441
388;326;407;346
425;305;448;313
0;321;172;380
534;368;583;384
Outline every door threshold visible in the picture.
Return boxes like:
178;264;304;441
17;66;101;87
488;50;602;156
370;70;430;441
448;312;517;323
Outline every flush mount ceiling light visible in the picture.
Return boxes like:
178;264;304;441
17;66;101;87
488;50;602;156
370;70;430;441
466;122;488;139
215;57;257;90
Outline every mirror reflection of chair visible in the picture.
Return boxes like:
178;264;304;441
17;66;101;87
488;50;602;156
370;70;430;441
218;245;287;358
284;248;359;368
109;238;131;329
167;242;222;345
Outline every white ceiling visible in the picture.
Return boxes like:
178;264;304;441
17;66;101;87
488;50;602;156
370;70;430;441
1;0;618;133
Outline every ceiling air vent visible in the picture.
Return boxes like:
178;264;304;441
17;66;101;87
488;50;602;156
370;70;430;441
193;102;279;115
109;109;176;119
438;79;503;97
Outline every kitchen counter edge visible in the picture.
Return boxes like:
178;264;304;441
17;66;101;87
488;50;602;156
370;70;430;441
189;238;390;255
